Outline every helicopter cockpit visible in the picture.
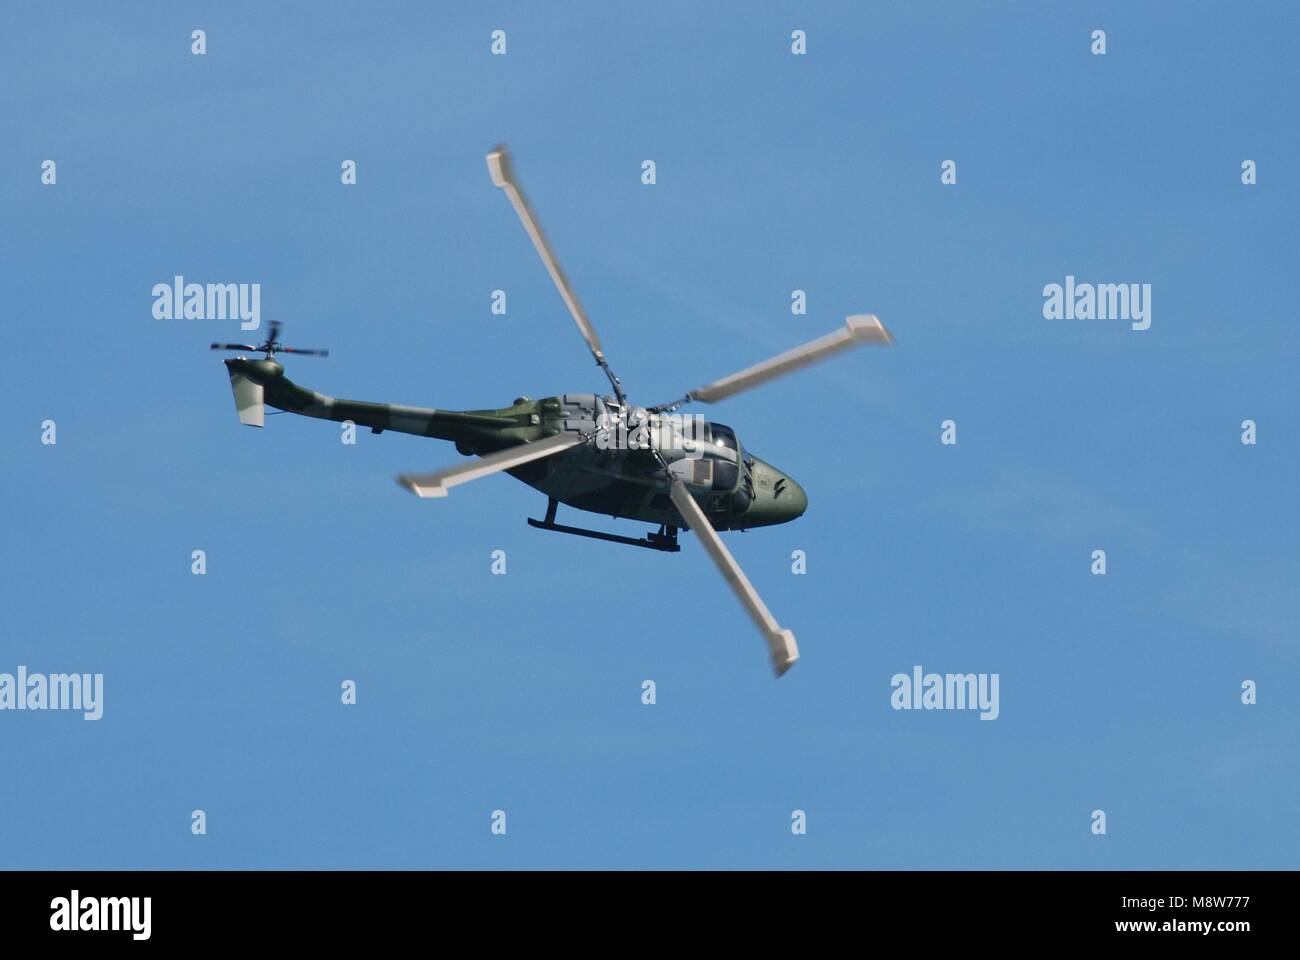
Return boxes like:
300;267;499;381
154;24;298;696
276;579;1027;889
591;397;751;508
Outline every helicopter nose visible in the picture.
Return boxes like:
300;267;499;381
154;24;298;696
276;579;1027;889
744;458;808;525
784;476;808;518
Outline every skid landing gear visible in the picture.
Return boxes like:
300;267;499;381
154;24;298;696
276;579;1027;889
527;498;681;552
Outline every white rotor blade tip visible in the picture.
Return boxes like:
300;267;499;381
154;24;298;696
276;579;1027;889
396;476;450;498
486;146;511;188
772;629;799;677
845;314;894;344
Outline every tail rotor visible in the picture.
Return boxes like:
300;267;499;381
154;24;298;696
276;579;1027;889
210;321;329;360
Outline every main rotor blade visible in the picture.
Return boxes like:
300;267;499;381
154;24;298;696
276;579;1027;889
278;347;330;357
668;479;799;677
666;314;893;408
395;433;586;499
211;343;260;352
486;145;605;360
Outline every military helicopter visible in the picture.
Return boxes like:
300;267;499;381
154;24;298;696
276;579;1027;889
213;146;893;676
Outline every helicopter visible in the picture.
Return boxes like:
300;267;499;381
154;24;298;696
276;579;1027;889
213;145;893;677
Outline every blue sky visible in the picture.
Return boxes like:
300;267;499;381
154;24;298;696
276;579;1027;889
1;1;1296;869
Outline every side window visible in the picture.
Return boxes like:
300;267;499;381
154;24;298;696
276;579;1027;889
710;423;737;450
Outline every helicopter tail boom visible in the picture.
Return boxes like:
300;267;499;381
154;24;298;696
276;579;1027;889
222;357;524;443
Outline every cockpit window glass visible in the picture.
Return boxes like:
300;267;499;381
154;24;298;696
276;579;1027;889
713;460;739;491
710;423;737;450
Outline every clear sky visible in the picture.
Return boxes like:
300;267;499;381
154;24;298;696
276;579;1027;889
1;1;1296;869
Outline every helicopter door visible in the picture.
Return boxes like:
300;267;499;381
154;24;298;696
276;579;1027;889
712;458;738;492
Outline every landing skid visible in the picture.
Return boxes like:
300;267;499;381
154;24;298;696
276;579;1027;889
527;499;680;553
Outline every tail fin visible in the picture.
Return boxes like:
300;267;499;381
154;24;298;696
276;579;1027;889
226;365;265;427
